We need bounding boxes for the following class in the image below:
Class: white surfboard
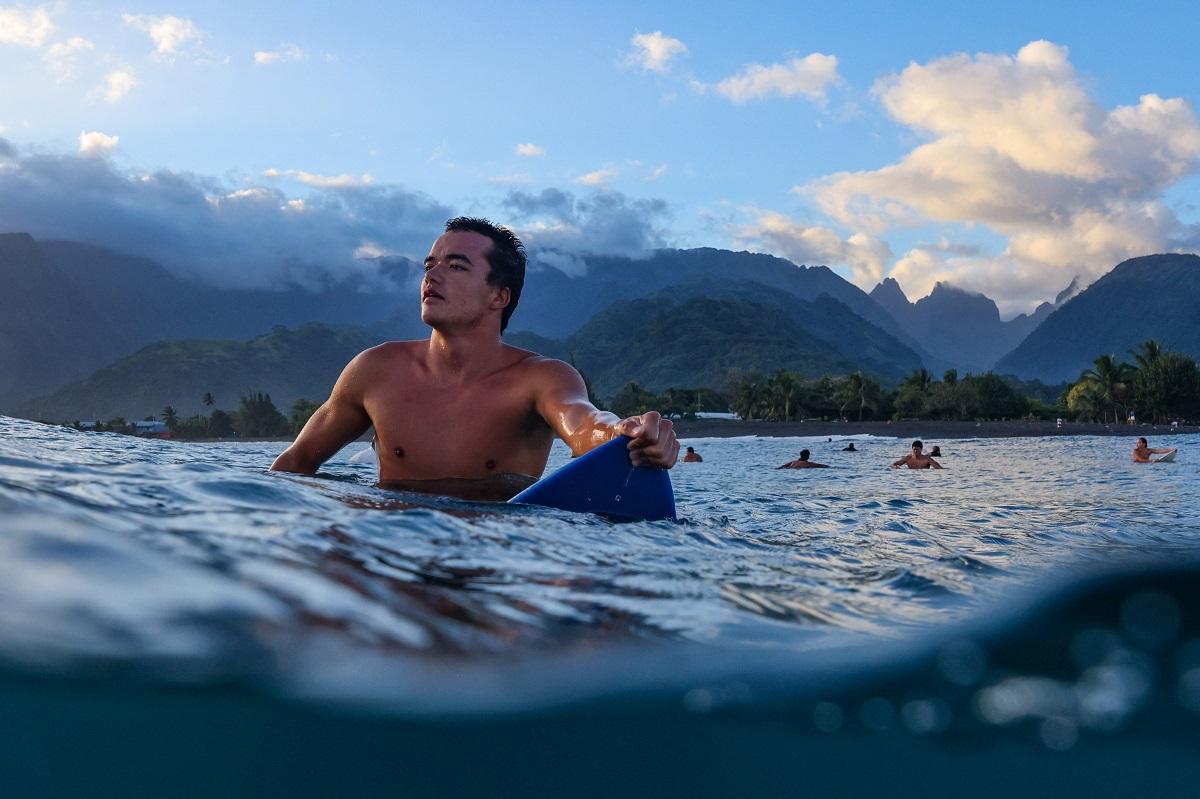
[1155,449,1178,463]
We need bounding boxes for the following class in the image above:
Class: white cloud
[644,163,668,182]
[264,168,373,189]
[77,130,118,156]
[732,210,892,287]
[710,53,840,104]
[625,30,687,73]
[486,173,533,185]
[576,166,618,187]
[121,13,202,56]
[798,40,1200,309]
[44,35,94,81]
[254,43,305,65]
[514,142,544,158]
[0,6,53,47]
[503,187,672,260]
[96,70,137,103]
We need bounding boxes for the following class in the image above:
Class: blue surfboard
[509,435,676,521]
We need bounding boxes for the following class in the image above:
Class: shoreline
[166,419,1200,445]
[671,419,1200,440]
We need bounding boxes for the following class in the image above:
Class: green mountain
[994,254,1200,382]
[511,292,866,400]
[21,324,378,423]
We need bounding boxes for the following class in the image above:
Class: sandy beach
[673,418,1200,440]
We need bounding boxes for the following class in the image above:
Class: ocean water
[1,414,1198,796]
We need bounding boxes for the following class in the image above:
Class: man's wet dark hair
[686,446,695,453]
[800,449,810,460]
[444,216,526,332]
[912,440,923,449]
[1137,437,1148,446]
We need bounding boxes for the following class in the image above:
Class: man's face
[420,231,507,331]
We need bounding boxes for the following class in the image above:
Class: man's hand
[614,411,679,469]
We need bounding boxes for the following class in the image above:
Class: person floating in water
[842,442,857,452]
[891,440,942,470]
[929,445,942,457]
[1132,437,1177,463]
[271,217,679,500]
[682,446,703,463]
[778,449,828,469]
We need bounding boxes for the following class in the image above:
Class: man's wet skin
[377,473,537,503]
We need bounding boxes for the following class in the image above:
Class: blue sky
[1,1,1199,315]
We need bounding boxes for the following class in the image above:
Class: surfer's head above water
[439,217,526,332]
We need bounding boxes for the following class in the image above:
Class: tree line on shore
[1064,340,1200,424]
[64,392,319,439]
[611,340,1199,424]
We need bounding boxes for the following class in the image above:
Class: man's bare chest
[363,373,551,479]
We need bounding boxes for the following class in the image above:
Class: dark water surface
[1,416,1198,796]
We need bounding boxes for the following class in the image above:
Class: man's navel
[393,446,405,459]
[485,458,497,471]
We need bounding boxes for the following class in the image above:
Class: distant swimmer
[929,445,942,457]
[842,442,857,452]
[682,446,703,463]
[891,440,942,470]
[778,449,829,469]
[1132,437,1177,463]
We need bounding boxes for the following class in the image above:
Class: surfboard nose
[509,435,677,521]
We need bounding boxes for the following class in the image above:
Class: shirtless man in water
[891,440,942,470]
[271,217,679,499]
[1132,437,1176,463]
[778,449,828,469]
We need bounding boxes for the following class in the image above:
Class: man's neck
[423,326,504,382]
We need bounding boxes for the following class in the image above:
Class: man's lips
[422,290,443,301]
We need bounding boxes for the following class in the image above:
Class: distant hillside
[995,254,1200,382]
[868,278,1074,373]
[514,285,900,399]
[0,234,413,412]
[519,247,928,357]
[625,280,922,382]
[21,324,378,422]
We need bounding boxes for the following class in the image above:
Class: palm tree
[161,405,179,429]
[203,392,215,408]
[1081,354,1133,424]
[902,368,933,393]
[1129,340,1164,372]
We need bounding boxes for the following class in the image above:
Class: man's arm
[270,351,373,474]
[533,359,679,468]
[928,458,943,469]
[891,456,906,468]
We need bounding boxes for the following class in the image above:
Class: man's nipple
[393,446,405,459]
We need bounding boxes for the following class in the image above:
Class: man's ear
[491,286,511,312]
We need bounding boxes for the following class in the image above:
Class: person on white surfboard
[1132,437,1178,463]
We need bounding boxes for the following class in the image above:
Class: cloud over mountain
[502,187,672,273]
[0,138,452,289]
[803,40,1200,311]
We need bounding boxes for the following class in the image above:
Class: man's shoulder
[503,348,579,378]
[357,339,423,365]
